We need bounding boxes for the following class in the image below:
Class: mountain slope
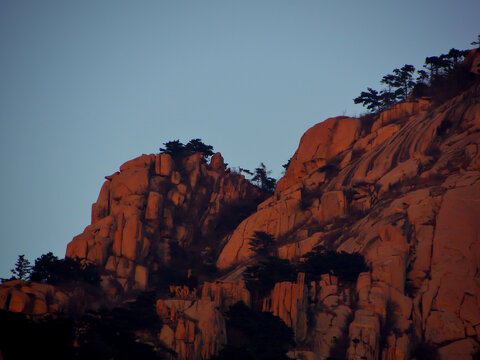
[1,50,480,360]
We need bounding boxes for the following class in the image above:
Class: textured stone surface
[0,280,70,315]
[201,280,251,310]
[156,299,226,360]
[66,151,263,293]
[19,64,479,360]
[262,273,308,342]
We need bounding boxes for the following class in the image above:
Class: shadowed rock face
[66,152,263,294]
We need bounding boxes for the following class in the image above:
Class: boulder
[201,280,251,310]
[319,190,346,222]
[425,311,465,344]
[262,273,308,342]
[157,154,175,177]
[145,191,163,221]
[91,181,111,223]
[276,116,361,192]
[8,289,30,313]
[209,153,225,171]
[119,154,154,172]
[437,338,480,360]
[121,215,143,261]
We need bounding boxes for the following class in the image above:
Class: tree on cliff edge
[10,255,32,280]
[251,163,276,193]
[159,138,214,161]
[353,88,382,112]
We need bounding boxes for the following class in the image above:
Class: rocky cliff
[2,50,480,360]
[214,72,480,358]
[66,151,263,295]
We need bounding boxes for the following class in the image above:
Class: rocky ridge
[66,151,263,295]
[1,50,480,360]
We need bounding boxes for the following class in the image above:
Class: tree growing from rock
[251,163,276,193]
[353,88,382,112]
[159,138,215,161]
[184,138,214,160]
[380,74,400,107]
[10,254,32,280]
[29,252,100,285]
[248,231,275,258]
[392,64,416,100]
[354,47,470,112]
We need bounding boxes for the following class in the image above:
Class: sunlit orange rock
[276,116,361,193]
[66,150,263,293]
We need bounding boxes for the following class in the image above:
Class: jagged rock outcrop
[66,152,263,293]
[156,298,227,360]
[216,65,480,359]
[0,280,102,316]
[262,273,309,343]
[201,280,251,310]
[0,280,61,315]
[3,49,479,360]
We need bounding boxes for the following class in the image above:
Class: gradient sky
[0,0,479,278]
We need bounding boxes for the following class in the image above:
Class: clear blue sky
[0,0,478,278]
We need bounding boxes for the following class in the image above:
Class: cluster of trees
[211,301,295,360]
[354,48,470,112]
[244,232,368,299]
[75,291,165,360]
[297,245,369,283]
[0,292,166,360]
[1,252,101,286]
[159,138,215,161]
[160,138,277,193]
[249,163,277,193]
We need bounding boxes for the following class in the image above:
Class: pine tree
[248,231,275,257]
[353,88,382,112]
[392,65,416,100]
[251,163,276,193]
[10,254,32,280]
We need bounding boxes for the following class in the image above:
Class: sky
[0,0,479,278]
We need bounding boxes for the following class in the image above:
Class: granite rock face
[66,152,263,294]
[216,79,480,359]
[3,51,480,360]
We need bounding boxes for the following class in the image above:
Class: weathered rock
[8,289,29,313]
[460,294,480,325]
[145,191,163,221]
[59,69,480,360]
[346,309,381,360]
[372,97,431,131]
[277,232,322,260]
[110,167,150,200]
[134,265,148,290]
[217,188,308,269]
[92,181,111,223]
[67,151,262,292]
[277,116,362,193]
[437,338,479,360]
[209,152,225,172]
[201,280,251,310]
[263,273,308,342]
[158,154,175,177]
[319,190,346,222]
[119,154,154,172]
[156,299,226,360]
[425,311,465,344]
